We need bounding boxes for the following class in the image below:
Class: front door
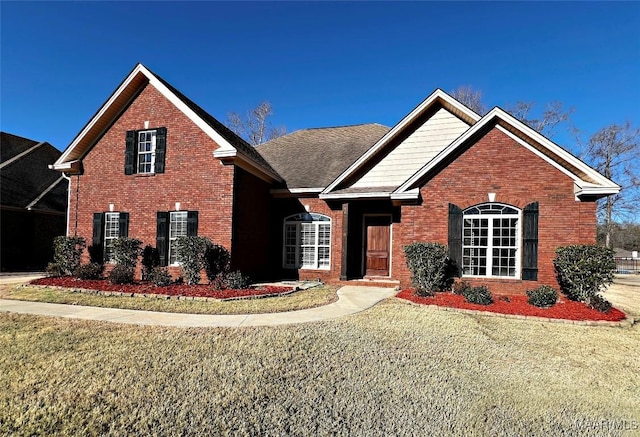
[364,215,391,277]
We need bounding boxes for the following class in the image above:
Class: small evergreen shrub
[109,265,135,284]
[52,236,86,276]
[205,244,231,283]
[149,266,172,287]
[554,245,616,308]
[141,245,160,281]
[226,271,251,290]
[403,242,452,296]
[590,294,612,313]
[75,263,103,280]
[452,280,471,295]
[175,236,212,285]
[526,285,558,308]
[462,285,493,305]
[112,238,142,271]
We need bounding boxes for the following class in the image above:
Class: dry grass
[606,281,640,319]
[1,299,639,436]
[0,284,337,315]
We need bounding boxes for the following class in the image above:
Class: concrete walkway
[0,286,397,328]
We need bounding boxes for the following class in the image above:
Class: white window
[283,213,331,270]
[169,211,188,265]
[462,204,520,278]
[104,212,120,263]
[137,130,156,174]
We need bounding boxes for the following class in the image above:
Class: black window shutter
[157,212,169,267]
[125,130,137,175]
[118,212,130,238]
[93,212,105,264]
[187,211,198,236]
[522,202,539,281]
[448,204,463,277]
[154,127,167,174]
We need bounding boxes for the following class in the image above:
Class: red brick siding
[392,127,598,294]
[68,83,235,279]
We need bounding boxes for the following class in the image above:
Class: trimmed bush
[175,236,213,285]
[75,263,103,280]
[590,294,612,313]
[526,285,558,308]
[226,271,251,290]
[109,265,135,285]
[45,262,63,277]
[52,236,86,276]
[112,238,142,271]
[149,266,172,287]
[462,285,493,305]
[452,280,471,296]
[403,242,452,296]
[205,244,231,283]
[554,245,616,308]
[141,245,160,281]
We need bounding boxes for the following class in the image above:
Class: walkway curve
[0,286,397,327]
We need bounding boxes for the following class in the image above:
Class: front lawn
[1,301,638,436]
[0,282,337,315]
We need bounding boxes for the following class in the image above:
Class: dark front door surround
[364,215,391,277]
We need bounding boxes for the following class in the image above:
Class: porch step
[333,278,400,289]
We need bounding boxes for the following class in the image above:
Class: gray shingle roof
[257,124,390,188]
[1,132,66,212]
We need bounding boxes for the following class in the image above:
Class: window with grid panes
[283,213,331,269]
[169,211,188,265]
[462,204,520,278]
[137,130,156,174]
[104,212,120,262]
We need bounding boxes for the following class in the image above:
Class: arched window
[283,213,331,270]
[462,203,520,278]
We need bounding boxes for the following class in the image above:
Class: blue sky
[2,1,638,154]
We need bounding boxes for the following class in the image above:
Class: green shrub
[109,265,135,284]
[204,244,231,283]
[112,238,142,270]
[175,236,212,285]
[526,285,558,308]
[590,294,612,313]
[149,266,172,287]
[141,245,160,281]
[462,285,493,305]
[75,263,103,280]
[403,242,452,296]
[554,245,616,308]
[226,271,251,290]
[52,236,86,276]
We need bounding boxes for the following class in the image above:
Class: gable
[351,107,469,188]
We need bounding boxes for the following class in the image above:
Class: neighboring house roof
[321,89,620,201]
[0,132,67,213]
[257,124,390,189]
[51,64,282,183]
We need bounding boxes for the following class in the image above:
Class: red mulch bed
[397,289,627,322]
[30,277,292,300]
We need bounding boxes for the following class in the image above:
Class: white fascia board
[319,191,391,200]
[390,188,420,201]
[271,187,324,195]
[212,149,237,159]
[322,89,481,195]
[50,159,81,172]
[55,64,148,167]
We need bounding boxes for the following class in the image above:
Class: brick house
[51,64,619,293]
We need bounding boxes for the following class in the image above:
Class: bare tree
[506,100,574,138]
[450,85,487,115]
[584,122,640,248]
[227,102,287,146]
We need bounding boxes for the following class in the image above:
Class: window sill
[284,267,331,271]
[134,173,156,177]
[462,275,521,281]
